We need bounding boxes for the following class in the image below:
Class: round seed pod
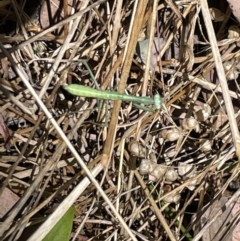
[149,165,167,182]
[178,162,199,190]
[161,128,181,141]
[194,104,211,121]
[200,140,212,152]
[149,152,157,163]
[228,25,240,39]
[178,162,196,178]
[128,140,146,157]
[209,8,225,22]
[224,61,239,80]
[187,178,199,191]
[163,192,181,204]
[139,159,151,175]
[165,147,177,158]
[182,117,198,130]
[165,168,179,182]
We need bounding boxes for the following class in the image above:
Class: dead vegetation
[0,0,240,240]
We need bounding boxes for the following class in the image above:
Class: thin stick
[200,0,240,161]
[110,0,123,55]
[142,0,158,96]
[102,0,144,169]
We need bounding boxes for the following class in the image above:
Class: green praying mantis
[63,59,163,112]
[64,84,162,111]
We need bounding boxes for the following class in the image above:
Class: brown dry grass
[0,0,240,240]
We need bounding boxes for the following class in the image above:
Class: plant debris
[0,0,240,240]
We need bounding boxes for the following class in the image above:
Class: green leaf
[43,206,75,241]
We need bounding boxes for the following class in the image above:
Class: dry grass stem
[0,0,240,240]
